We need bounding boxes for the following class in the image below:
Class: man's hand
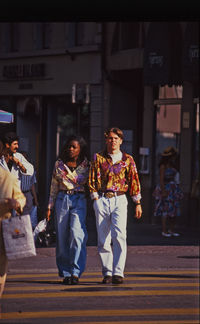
[11,156,27,173]
[135,204,142,219]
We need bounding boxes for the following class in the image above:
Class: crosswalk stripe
[7,270,199,278]
[1,308,199,320]
[4,282,199,291]
[62,321,200,324]
[6,277,198,283]
[2,289,198,299]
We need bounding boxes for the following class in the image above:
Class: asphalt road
[1,234,199,324]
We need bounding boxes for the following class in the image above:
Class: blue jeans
[54,191,88,278]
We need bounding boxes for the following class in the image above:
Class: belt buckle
[105,192,115,198]
[67,189,74,195]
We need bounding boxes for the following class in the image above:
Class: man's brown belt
[100,191,125,198]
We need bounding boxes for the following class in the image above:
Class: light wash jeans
[54,191,88,278]
[93,194,128,278]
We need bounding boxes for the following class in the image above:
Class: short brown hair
[104,127,124,140]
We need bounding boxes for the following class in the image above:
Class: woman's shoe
[71,275,79,285]
[162,232,172,237]
[168,231,180,237]
[63,277,72,285]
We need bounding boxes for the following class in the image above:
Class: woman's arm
[160,164,167,197]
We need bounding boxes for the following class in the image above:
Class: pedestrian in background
[0,140,26,297]
[88,127,142,285]
[153,146,184,237]
[20,151,39,229]
[0,132,34,183]
[46,135,89,285]
[0,132,35,222]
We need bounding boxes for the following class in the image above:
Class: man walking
[88,127,142,284]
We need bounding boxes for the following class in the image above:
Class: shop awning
[143,22,182,86]
[182,22,199,83]
[0,109,14,123]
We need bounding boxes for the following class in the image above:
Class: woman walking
[46,135,89,285]
[153,146,184,237]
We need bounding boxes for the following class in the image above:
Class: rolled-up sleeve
[127,157,142,201]
[88,155,99,197]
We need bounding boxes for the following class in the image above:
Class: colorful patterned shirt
[88,150,141,202]
[48,158,89,209]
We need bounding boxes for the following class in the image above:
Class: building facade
[0,21,199,226]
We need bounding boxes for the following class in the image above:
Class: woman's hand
[46,208,51,221]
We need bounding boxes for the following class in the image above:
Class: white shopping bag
[2,214,37,260]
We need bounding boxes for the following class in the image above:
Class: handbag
[2,214,37,260]
[33,218,56,247]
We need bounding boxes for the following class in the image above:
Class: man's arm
[14,152,34,175]
[88,156,100,201]
[127,156,142,219]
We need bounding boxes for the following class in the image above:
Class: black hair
[2,132,19,145]
[59,135,88,164]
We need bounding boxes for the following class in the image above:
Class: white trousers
[93,194,128,277]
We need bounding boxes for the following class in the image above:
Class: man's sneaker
[102,275,112,284]
[169,231,180,237]
[112,275,123,284]
[162,232,172,237]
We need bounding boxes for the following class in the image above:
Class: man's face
[106,132,122,153]
[6,140,19,154]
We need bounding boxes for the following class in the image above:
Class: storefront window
[56,96,90,156]
[154,85,182,184]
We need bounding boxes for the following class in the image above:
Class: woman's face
[67,140,81,160]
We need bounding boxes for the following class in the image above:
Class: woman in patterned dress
[46,135,89,285]
[153,146,184,237]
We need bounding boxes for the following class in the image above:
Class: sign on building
[72,84,90,104]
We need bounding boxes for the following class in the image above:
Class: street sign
[72,84,90,104]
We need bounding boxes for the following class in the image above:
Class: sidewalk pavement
[87,222,200,246]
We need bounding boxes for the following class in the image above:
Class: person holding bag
[0,140,26,297]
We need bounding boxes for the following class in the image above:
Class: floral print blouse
[48,158,89,209]
[88,150,141,202]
